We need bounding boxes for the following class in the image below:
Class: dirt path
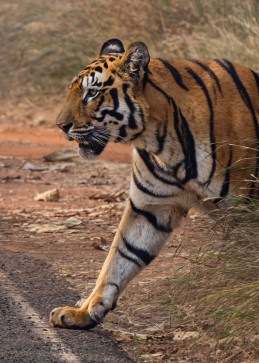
[0,149,213,362]
[0,148,134,361]
[0,130,221,361]
[0,249,131,362]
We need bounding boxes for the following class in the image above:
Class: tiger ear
[100,39,125,56]
[121,41,150,77]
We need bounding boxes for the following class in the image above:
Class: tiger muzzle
[56,122,73,134]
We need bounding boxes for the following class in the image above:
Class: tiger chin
[50,38,258,329]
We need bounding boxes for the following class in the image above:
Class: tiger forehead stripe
[95,66,103,73]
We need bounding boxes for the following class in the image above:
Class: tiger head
[56,39,150,158]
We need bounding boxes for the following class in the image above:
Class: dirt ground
[0,104,252,362]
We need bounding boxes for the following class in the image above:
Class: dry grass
[172,202,258,355]
[0,0,258,101]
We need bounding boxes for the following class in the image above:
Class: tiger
[50,38,259,329]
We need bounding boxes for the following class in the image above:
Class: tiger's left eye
[88,89,98,97]
[82,88,99,105]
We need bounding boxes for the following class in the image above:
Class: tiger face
[56,39,150,158]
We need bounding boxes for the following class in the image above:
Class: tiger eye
[88,89,98,97]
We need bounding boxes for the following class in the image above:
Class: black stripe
[130,198,172,233]
[155,120,167,154]
[215,59,259,137]
[93,88,123,122]
[213,145,233,203]
[214,59,259,196]
[129,107,146,141]
[93,111,123,122]
[186,67,216,185]
[109,88,119,110]
[133,169,173,198]
[129,128,146,141]
[115,124,127,142]
[251,70,259,95]
[94,66,103,73]
[92,79,102,87]
[107,282,120,293]
[94,95,105,112]
[117,248,141,267]
[178,109,197,181]
[122,83,138,129]
[170,99,197,183]
[220,145,233,197]
[103,76,114,87]
[122,236,155,265]
[187,59,222,95]
[137,149,183,188]
[158,59,189,91]
[78,77,83,89]
[147,78,198,184]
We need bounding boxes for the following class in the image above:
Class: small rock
[64,216,82,228]
[27,217,82,233]
[22,161,47,171]
[29,223,66,233]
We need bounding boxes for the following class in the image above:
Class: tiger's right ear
[120,41,150,81]
[100,39,125,56]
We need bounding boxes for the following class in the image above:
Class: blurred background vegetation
[0,0,258,101]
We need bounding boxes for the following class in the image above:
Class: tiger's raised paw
[50,306,97,330]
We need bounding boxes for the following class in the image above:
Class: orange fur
[51,39,258,330]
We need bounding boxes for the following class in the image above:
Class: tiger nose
[56,122,73,134]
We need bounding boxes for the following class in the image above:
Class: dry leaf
[21,161,70,173]
[173,330,199,341]
[34,188,60,202]
[29,224,66,233]
[28,216,82,233]
[89,190,126,202]
[91,237,109,251]
[44,147,78,161]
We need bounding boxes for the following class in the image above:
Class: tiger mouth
[78,138,108,158]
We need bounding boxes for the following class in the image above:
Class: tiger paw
[49,306,97,329]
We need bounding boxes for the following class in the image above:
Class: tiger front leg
[50,199,179,329]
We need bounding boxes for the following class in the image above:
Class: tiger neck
[131,58,183,166]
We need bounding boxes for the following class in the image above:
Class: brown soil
[0,128,132,161]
